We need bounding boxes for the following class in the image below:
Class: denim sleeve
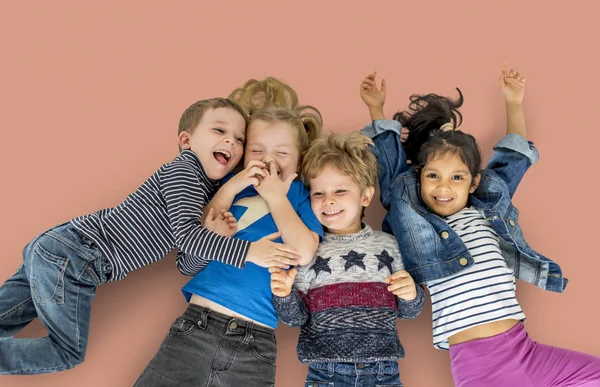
[361,120,408,210]
[486,134,539,198]
[272,289,309,327]
[396,284,426,319]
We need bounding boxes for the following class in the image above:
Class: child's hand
[360,72,386,109]
[269,267,297,297]
[500,64,526,104]
[226,160,267,195]
[255,161,296,204]
[385,270,417,301]
[203,208,237,237]
[246,231,302,269]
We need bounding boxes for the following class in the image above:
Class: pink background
[1,1,599,386]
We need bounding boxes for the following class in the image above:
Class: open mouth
[213,149,231,165]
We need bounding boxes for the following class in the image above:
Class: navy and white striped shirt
[70,150,250,281]
[426,207,526,350]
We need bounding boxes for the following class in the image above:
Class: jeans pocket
[251,335,277,365]
[167,316,197,336]
[30,243,69,305]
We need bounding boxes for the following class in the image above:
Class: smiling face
[420,152,480,217]
[309,163,374,235]
[178,107,246,180]
[244,119,300,182]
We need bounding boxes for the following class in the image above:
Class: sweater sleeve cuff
[272,289,308,327]
[397,284,426,319]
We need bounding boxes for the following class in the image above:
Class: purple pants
[449,322,600,387]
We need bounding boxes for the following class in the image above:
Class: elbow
[298,234,319,266]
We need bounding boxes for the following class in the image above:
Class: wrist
[505,100,523,107]
[368,106,386,120]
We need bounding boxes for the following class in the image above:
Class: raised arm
[359,72,410,209]
[500,64,527,139]
[486,65,539,197]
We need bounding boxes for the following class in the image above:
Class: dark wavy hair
[393,88,464,165]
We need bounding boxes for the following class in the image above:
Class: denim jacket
[362,120,567,293]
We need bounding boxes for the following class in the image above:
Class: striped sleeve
[160,158,251,275]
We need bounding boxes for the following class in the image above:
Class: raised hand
[500,64,526,104]
[360,71,386,109]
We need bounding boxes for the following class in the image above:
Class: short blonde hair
[301,132,377,191]
[249,106,322,158]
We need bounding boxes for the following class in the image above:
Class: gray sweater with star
[272,224,425,363]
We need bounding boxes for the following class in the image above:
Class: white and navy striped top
[70,150,250,281]
[426,206,526,350]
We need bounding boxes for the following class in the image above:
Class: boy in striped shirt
[0,97,301,375]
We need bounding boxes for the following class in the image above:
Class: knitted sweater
[272,224,425,363]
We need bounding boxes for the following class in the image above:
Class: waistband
[183,303,275,338]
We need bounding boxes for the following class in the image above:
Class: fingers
[269,268,297,282]
[246,160,266,169]
[269,160,278,176]
[380,78,386,94]
[245,166,267,180]
[386,277,413,292]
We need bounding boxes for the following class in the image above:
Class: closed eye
[213,128,224,134]
[311,192,324,197]
[335,189,347,194]
[236,137,245,144]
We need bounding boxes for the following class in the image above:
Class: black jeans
[134,304,277,387]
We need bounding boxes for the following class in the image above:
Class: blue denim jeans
[306,361,403,387]
[134,304,277,387]
[0,223,111,374]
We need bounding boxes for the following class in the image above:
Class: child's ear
[469,173,481,193]
[362,186,376,207]
[179,131,192,150]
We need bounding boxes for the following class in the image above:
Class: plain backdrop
[0,1,599,386]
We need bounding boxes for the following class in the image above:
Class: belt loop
[377,361,385,381]
[242,321,253,344]
[198,307,209,330]
[328,363,335,377]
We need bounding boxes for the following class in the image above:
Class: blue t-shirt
[181,178,323,328]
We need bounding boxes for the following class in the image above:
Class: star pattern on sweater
[310,256,332,278]
[342,250,366,271]
[376,249,394,274]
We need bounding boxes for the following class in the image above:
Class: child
[0,97,301,375]
[270,131,425,387]
[134,105,323,387]
[360,67,600,386]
